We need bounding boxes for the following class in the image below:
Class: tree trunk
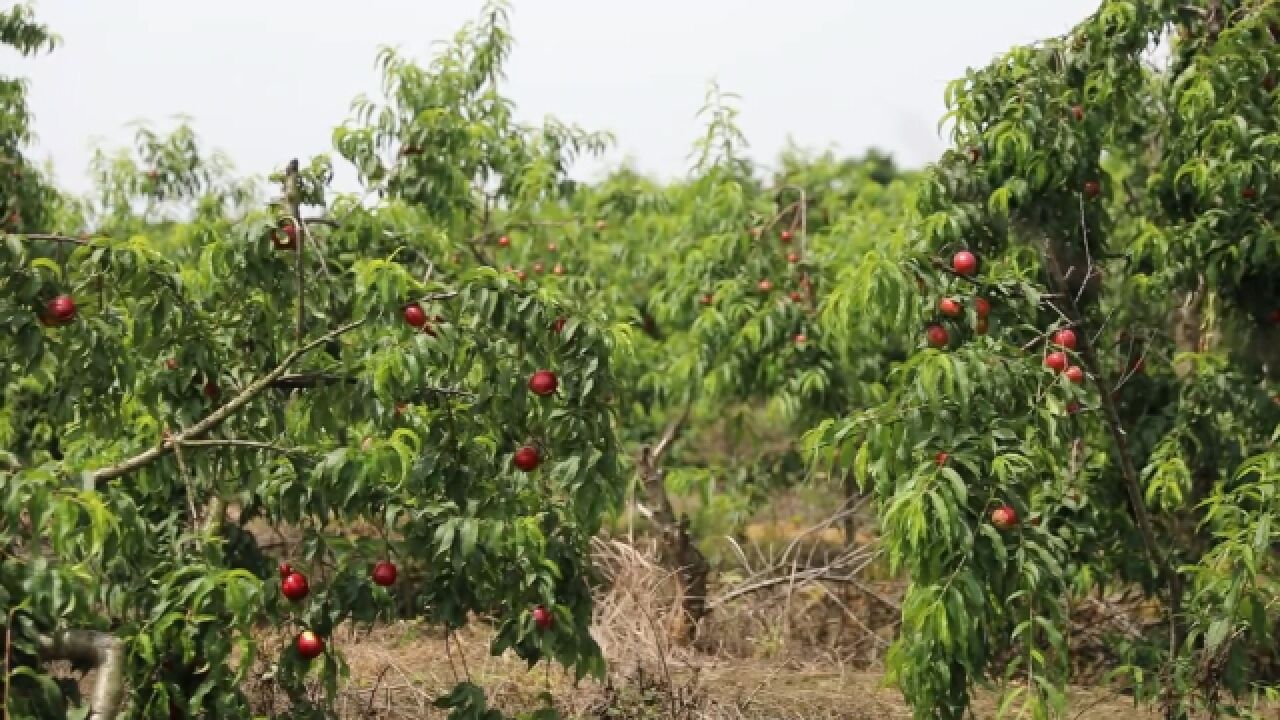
[636,408,710,644]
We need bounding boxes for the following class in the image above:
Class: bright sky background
[16,1,1102,196]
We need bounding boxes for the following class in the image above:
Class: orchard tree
[810,1,1280,718]
[2,3,623,718]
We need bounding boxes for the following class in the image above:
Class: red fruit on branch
[513,445,541,472]
[532,605,553,630]
[44,294,77,326]
[1053,328,1077,350]
[552,316,567,334]
[794,333,807,345]
[1070,104,1084,121]
[281,571,309,601]
[528,370,558,396]
[974,297,991,318]
[700,294,713,306]
[758,279,773,292]
[938,298,962,318]
[1083,180,1101,198]
[951,251,977,276]
[403,304,427,328]
[497,235,510,247]
[202,380,219,400]
[1045,351,1068,373]
[295,631,325,660]
[991,505,1018,531]
[789,291,803,302]
[926,324,949,348]
[935,451,948,466]
[1065,365,1084,384]
[1066,401,1082,415]
[371,561,398,587]
[787,252,799,263]
[780,230,793,243]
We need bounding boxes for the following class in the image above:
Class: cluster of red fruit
[1042,328,1085,386]
[402,302,446,337]
[277,560,398,660]
[492,222,605,279]
[927,250,1026,532]
[924,251,990,349]
[701,227,811,346]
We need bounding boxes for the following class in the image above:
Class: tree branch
[1037,233,1183,656]
[82,317,367,488]
[35,629,125,720]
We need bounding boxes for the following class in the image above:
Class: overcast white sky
[14,1,1101,195]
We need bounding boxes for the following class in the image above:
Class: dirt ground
[235,527,1168,720]
[248,616,1160,720]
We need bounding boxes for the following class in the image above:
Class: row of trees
[2,1,1278,719]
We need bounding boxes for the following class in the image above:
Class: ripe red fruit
[789,291,803,302]
[951,251,977,276]
[780,230,793,243]
[165,358,179,370]
[794,333,807,345]
[280,220,299,247]
[1083,180,1101,198]
[938,298,962,318]
[295,631,325,660]
[1070,104,1084,121]
[498,235,510,247]
[935,451,948,466]
[528,370,558,397]
[991,505,1019,531]
[758,279,773,292]
[1053,328,1077,350]
[371,561,397,587]
[700,294,713,306]
[281,571,309,601]
[403,304,427,328]
[1066,401,1082,415]
[787,252,799,263]
[46,294,77,325]
[1065,365,1084,384]
[926,324,949,348]
[278,562,293,578]
[513,445,541,472]
[974,297,991,318]
[552,316,567,334]
[532,605,553,630]
[967,146,981,163]
[203,381,219,400]
[1044,351,1068,373]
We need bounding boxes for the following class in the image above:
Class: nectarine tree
[810,2,1280,719]
[2,3,622,718]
